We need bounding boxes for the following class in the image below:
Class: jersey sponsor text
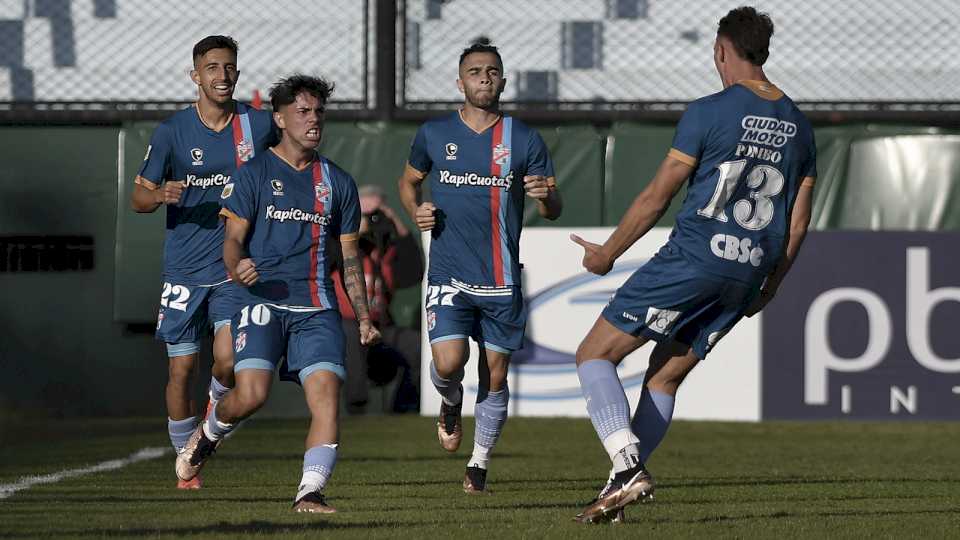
[438,169,514,189]
[740,115,798,148]
[265,204,331,226]
[185,173,231,189]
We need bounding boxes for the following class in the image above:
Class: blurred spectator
[331,185,424,413]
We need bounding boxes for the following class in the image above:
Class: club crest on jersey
[271,179,284,196]
[315,183,331,204]
[445,143,458,160]
[221,183,234,199]
[493,143,510,166]
[236,140,254,162]
[234,331,247,353]
[190,148,204,166]
[427,310,437,331]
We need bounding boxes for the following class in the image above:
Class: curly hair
[269,74,336,110]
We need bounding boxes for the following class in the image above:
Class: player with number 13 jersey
[570,7,816,523]
[665,79,815,286]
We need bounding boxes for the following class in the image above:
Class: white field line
[0,447,169,500]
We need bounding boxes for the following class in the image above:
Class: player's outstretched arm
[571,156,691,274]
[130,178,185,213]
[223,214,258,286]
[397,163,435,231]
[745,179,814,316]
[523,175,563,220]
[340,236,382,346]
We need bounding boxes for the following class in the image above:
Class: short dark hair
[717,6,775,66]
[458,42,503,68]
[192,35,238,63]
[269,74,335,111]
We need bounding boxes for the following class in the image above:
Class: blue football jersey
[136,102,277,285]
[409,112,555,288]
[666,81,816,286]
[220,150,360,309]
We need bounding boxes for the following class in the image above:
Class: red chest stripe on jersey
[230,115,244,168]
[309,160,325,307]
[230,111,255,168]
[489,119,505,287]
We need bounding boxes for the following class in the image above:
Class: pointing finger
[569,234,598,250]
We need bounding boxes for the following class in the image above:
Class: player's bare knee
[431,339,469,378]
[647,348,698,394]
[239,392,268,415]
[213,344,234,371]
[483,349,510,382]
[487,364,509,391]
[646,376,678,395]
[212,329,234,366]
[575,338,610,365]
[168,358,196,385]
[231,382,269,413]
[211,351,235,386]
[432,355,466,379]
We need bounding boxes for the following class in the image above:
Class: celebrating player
[570,7,816,522]
[130,35,276,489]
[175,74,379,514]
[398,42,563,493]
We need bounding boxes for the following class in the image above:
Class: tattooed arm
[339,236,381,346]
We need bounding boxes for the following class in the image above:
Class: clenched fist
[233,258,259,287]
[158,181,185,205]
[359,319,382,346]
[415,202,437,231]
[523,175,552,200]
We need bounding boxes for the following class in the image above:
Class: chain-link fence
[402,0,960,109]
[0,0,370,108]
[1,1,958,118]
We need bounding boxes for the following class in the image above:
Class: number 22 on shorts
[160,282,191,311]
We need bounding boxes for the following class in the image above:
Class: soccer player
[570,7,816,522]
[130,35,276,489]
[398,43,563,492]
[175,74,380,514]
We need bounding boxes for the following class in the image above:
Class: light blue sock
[632,388,675,462]
[297,444,338,500]
[168,416,198,453]
[203,403,235,441]
[469,385,509,469]
[578,359,642,473]
[208,377,231,402]
[429,361,464,406]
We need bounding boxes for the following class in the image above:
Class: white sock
[601,428,639,461]
[296,472,325,501]
[468,442,491,470]
[611,443,643,473]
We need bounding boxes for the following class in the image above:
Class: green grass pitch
[1,416,958,539]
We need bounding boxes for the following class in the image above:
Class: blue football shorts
[602,244,761,359]
[425,279,526,354]
[155,278,238,355]
[231,303,346,384]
